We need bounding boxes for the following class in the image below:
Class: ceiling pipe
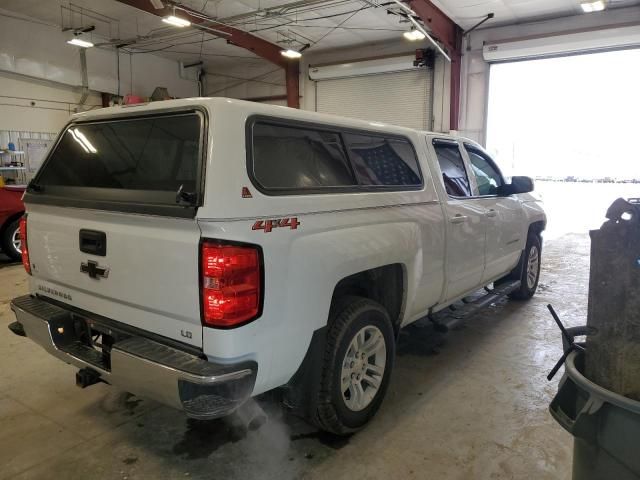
[114,0,300,108]
[78,48,90,109]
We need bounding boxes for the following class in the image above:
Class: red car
[0,185,25,260]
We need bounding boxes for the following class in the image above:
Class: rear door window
[251,122,356,190]
[34,112,203,207]
[343,133,421,186]
[432,140,472,197]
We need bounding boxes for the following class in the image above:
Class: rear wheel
[508,233,542,300]
[2,219,21,261]
[313,296,395,435]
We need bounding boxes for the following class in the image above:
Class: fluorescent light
[403,29,426,41]
[73,129,97,153]
[149,0,164,8]
[69,128,97,154]
[162,15,191,27]
[67,38,94,48]
[581,1,605,12]
[281,49,302,59]
[69,129,89,154]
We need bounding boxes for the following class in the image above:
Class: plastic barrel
[550,350,640,480]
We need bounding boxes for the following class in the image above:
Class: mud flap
[282,326,327,420]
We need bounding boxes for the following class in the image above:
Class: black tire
[1,218,22,261]
[313,296,395,435]
[508,233,542,300]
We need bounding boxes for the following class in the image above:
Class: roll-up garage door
[483,25,640,62]
[316,68,433,131]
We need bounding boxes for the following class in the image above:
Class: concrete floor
[0,233,589,480]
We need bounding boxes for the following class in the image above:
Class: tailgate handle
[79,229,107,256]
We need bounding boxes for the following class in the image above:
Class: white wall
[0,11,198,97]
[111,51,198,99]
[458,6,640,145]
[0,9,199,134]
[204,60,286,100]
[0,72,101,133]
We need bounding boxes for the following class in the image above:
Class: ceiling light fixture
[162,15,191,27]
[281,49,302,59]
[67,38,94,48]
[403,29,426,41]
[390,0,450,61]
[580,0,606,12]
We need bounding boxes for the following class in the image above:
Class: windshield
[34,111,203,209]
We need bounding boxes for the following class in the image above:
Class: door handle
[486,209,497,218]
[450,214,468,224]
[79,229,107,256]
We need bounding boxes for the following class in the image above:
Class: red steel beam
[449,48,462,131]
[285,61,300,109]
[115,0,300,108]
[406,0,463,130]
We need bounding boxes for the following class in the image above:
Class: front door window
[465,147,503,196]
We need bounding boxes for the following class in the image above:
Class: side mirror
[498,176,534,195]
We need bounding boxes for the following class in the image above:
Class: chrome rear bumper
[10,295,257,420]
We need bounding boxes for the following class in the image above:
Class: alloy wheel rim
[526,246,539,289]
[11,227,21,256]
[340,325,386,412]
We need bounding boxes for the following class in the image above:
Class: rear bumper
[10,295,257,420]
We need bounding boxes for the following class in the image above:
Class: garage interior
[1,1,639,479]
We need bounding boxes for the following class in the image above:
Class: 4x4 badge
[252,217,300,233]
[80,260,110,279]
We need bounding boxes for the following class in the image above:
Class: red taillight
[19,216,31,275]
[201,242,261,328]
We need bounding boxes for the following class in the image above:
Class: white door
[316,69,433,130]
[431,139,486,301]
[463,144,526,282]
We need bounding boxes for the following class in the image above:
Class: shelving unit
[0,150,27,184]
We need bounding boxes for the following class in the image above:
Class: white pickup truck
[9,98,545,434]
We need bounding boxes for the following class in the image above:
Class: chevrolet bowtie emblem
[80,260,109,279]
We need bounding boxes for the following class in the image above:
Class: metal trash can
[550,349,640,480]
[585,197,640,401]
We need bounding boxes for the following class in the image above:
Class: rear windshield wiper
[27,181,44,193]
[175,184,196,205]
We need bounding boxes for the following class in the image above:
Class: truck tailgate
[26,204,203,348]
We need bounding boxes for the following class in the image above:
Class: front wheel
[2,219,22,261]
[313,296,395,435]
[508,233,542,300]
